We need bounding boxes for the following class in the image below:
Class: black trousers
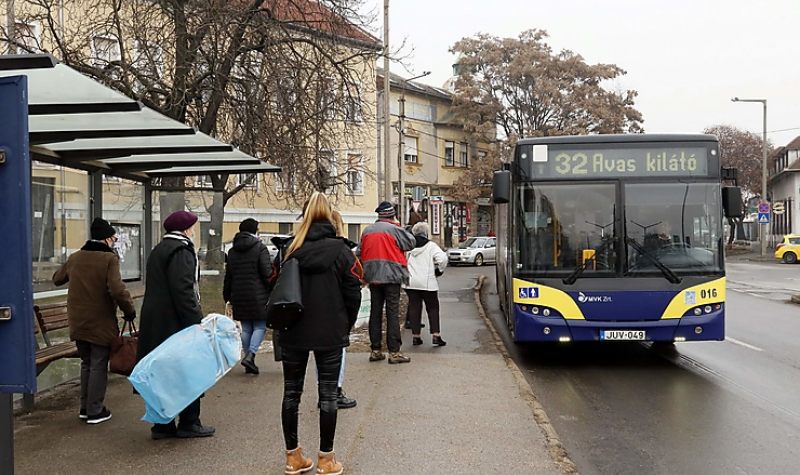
[76,341,110,416]
[152,398,201,433]
[281,348,342,452]
[369,284,402,353]
[406,289,441,335]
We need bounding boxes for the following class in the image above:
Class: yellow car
[774,234,800,264]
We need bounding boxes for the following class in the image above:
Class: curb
[472,275,579,475]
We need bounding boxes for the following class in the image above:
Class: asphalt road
[474,260,800,475]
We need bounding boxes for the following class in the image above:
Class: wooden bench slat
[35,342,78,366]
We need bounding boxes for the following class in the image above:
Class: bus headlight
[694,308,702,316]
[704,305,712,314]
[542,308,551,317]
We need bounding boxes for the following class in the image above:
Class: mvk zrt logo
[577,292,612,303]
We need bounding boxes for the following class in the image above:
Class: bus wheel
[474,254,484,266]
[784,252,797,264]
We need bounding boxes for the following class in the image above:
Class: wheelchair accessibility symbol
[519,287,539,299]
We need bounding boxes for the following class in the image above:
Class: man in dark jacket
[357,202,415,364]
[138,210,214,440]
[53,218,136,425]
[223,218,271,374]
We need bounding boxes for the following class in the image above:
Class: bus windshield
[516,183,618,275]
[625,182,722,275]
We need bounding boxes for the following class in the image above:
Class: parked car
[448,236,496,266]
[774,234,800,264]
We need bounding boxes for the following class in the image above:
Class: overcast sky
[363,0,800,147]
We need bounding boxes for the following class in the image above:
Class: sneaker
[79,409,87,420]
[369,350,385,362]
[176,422,216,438]
[412,337,423,346]
[85,407,112,425]
[336,388,357,409]
[388,352,411,364]
[432,335,447,347]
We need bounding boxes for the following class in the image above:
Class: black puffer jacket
[276,221,363,351]
[138,233,203,361]
[223,232,271,321]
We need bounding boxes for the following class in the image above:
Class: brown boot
[316,451,343,475]
[285,447,313,474]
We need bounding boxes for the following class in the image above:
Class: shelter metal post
[0,393,12,475]
[89,171,103,221]
[143,182,153,280]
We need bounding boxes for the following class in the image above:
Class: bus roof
[517,134,718,146]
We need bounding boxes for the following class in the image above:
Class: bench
[23,284,145,411]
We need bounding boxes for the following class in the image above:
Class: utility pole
[731,97,768,257]
[397,95,405,225]
[382,0,391,203]
[396,71,430,226]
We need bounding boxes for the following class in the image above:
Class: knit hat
[375,201,396,219]
[239,218,259,234]
[90,218,116,240]
[163,210,198,232]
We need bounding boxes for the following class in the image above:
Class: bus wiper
[563,237,617,285]
[624,237,682,284]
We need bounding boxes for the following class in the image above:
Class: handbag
[265,257,304,330]
[110,320,139,376]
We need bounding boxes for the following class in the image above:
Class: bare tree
[3,0,381,267]
[704,124,774,244]
[447,29,644,204]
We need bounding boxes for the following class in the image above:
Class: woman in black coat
[276,192,362,475]
[223,218,271,374]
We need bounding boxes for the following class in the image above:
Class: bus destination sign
[523,146,710,179]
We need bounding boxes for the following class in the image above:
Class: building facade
[377,70,494,249]
[769,136,800,237]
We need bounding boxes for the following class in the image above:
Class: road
[472,259,800,475]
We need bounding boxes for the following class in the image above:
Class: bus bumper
[513,307,725,342]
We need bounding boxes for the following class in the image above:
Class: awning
[0,54,279,182]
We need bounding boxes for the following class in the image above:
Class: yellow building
[378,70,494,248]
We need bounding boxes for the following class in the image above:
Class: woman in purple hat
[138,210,215,440]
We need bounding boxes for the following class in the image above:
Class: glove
[122,312,136,322]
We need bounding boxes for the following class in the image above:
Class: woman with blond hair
[276,192,362,475]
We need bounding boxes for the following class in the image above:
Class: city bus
[492,134,743,343]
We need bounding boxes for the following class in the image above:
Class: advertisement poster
[431,203,441,235]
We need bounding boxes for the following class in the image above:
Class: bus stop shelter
[0,54,279,473]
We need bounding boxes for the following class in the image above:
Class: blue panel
[566,290,677,321]
[0,75,36,394]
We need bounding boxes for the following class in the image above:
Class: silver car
[448,236,497,266]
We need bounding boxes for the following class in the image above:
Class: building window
[457,142,469,168]
[275,172,296,193]
[132,40,165,89]
[195,175,212,188]
[318,150,336,193]
[237,173,258,189]
[91,35,121,68]
[348,224,361,243]
[14,21,40,54]
[345,153,364,195]
[444,141,455,167]
[344,83,363,122]
[278,222,293,235]
[404,137,419,164]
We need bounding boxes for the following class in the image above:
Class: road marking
[726,337,764,352]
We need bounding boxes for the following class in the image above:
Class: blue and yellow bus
[492,134,742,343]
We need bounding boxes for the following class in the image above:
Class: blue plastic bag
[129,314,242,424]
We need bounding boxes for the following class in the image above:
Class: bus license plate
[601,330,645,341]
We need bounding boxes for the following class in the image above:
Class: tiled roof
[264,0,380,48]
[376,68,453,101]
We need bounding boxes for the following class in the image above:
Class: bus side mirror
[722,186,744,218]
[493,170,511,204]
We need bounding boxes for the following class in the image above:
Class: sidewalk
[12,277,562,474]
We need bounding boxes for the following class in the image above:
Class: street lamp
[731,97,768,258]
[396,70,430,226]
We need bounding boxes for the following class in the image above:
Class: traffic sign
[773,201,786,215]
[758,202,771,213]
[757,212,770,224]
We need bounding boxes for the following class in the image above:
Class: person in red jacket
[357,201,415,364]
